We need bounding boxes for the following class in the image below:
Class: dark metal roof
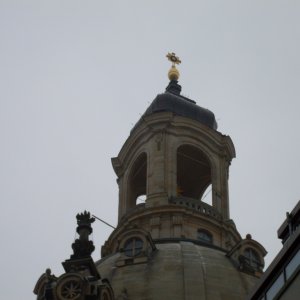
[131,81,217,133]
[144,92,217,130]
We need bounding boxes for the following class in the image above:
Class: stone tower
[34,54,267,300]
[98,54,267,299]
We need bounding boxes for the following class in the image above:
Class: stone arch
[171,133,229,218]
[176,144,213,200]
[243,247,262,270]
[201,184,213,205]
[126,152,148,210]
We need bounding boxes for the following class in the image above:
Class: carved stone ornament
[56,274,83,300]
[34,211,114,300]
[71,211,95,259]
[34,268,58,300]
[71,239,95,259]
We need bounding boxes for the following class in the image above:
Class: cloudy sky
[0,1,299,299]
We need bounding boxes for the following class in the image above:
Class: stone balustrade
[169,196,222,220]
[119,197,222,224]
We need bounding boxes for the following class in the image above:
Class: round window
[124,237,144,257]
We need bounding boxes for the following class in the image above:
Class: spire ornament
[166,52,181,81]
[71,211,95,259]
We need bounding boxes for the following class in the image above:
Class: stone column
[146,132,169,207]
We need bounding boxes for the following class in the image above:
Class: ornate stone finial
[76,210,95,237]
[71,211,95,259]
[166,52,181,81]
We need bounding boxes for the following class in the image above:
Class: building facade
[34,55,267,300]
[248,201,300,300]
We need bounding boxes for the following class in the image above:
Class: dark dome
[145,92,217,130]
[132,81,217,133]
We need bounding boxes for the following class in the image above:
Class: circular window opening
[57,275,83,300]
[124,237,144,257]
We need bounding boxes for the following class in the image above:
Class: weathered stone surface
[97,242,258,300]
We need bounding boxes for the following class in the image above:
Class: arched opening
[136,194,146,204]
[244,248,261,270]
[123,237,144,257]
[201,184,212,205]
[127,152,147,209]
[177,145,211,199]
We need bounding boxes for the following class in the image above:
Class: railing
[169,196,222,220]
[119,197,222,223]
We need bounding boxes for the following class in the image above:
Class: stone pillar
[166,135,179,198]
[211,155,230,220]
[146,132,168,207]
[150,216,161,239]
[172,215,183,237]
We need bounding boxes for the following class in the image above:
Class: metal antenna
[92,214,116,229]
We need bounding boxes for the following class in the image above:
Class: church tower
[34,54,267,300]
[98,54,267,299]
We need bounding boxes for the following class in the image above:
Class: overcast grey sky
[0,1,299,299]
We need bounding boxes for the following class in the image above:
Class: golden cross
[166,52,181,66]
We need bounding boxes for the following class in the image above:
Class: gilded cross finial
[166,52,181,66]
[166,52,181,81]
